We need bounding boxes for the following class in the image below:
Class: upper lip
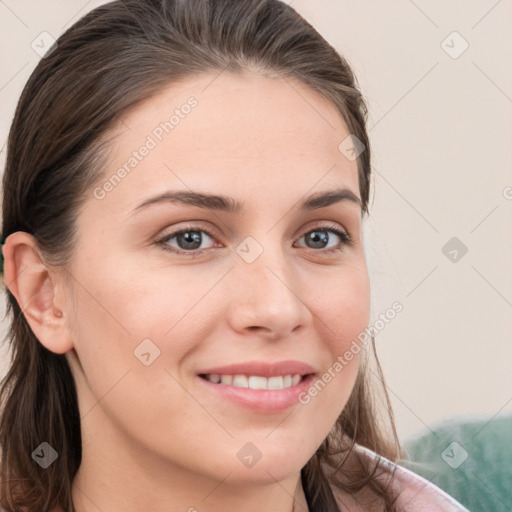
[198,360,316,378]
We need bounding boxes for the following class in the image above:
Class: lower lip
[197,374,316,413]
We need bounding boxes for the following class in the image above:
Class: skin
[3,70,370,512]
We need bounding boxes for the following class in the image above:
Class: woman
[0,1,469,510]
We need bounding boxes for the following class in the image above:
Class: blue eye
[156,227,217,256]
[295,225,352,253]
[156,223,352,257]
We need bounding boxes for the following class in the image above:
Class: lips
[198,360,316,378]
[196,360,317,413]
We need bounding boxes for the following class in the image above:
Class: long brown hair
[0,1,402,510]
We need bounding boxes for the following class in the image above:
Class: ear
[2,231,74,354]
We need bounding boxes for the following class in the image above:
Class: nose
[226,245,312,340]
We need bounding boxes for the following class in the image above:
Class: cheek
[70,253,201,344]
[67,263,205,447]
[320,262,371,348]
[67,258,221,397]
[303,263,369,417]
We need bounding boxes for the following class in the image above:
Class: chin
[220,461,303,486]
[222,443,315,484]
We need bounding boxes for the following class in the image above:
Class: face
[63,70,370,485]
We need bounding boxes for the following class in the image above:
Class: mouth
[196,361,317,413]
[198,373,307,390]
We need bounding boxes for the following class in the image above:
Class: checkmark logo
[31,31,58,58]
[442,236,468,263]
[31,442,58,468]
[237,442,262,468]
[338,134,365,162]
[441,31,469,59]
[134,338,161,366]
[441,441,468,469]
[236,236,263,264]
[34,448,45,458]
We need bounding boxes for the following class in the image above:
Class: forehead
[92,70,360,216]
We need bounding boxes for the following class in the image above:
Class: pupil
[179,231,201,250]
[308,230,328,249]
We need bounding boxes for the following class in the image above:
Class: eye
[295,223,352,254]
[156,226,218,256]
[155,222,352,257]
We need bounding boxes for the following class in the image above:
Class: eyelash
[155,223,353,258]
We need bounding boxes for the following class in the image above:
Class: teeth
[232,375,248,388]
[267,376,284,390]
[205,373,303,390]
[248,376,267,389]
[220,375,233,385]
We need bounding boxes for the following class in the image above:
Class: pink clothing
[326,444,470,511]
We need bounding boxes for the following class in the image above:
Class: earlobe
[2,231,74,354]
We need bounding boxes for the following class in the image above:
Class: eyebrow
[130,187,361,216]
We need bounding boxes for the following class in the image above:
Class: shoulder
[323,444,470,512]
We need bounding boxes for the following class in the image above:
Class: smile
[196,361,317,413]
[200,373,303,390]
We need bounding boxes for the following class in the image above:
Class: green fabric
[399,416,512,512]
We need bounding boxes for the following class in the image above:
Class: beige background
[1,1,511,443]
